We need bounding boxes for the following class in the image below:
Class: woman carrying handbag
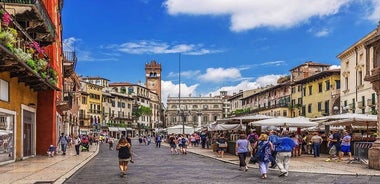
[235,134,250,171]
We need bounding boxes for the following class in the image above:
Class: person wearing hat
[311,132,323,157]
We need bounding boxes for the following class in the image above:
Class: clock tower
[145,60,162,101]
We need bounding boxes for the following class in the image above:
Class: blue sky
[62,0,380,103]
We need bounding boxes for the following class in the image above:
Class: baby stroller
[81,137,90,152]
[81,142,89,152]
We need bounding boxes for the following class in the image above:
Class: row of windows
[170,104,220,109]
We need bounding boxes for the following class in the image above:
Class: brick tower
[145,60,162,101]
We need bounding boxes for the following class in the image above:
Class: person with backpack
[253,133,274,179]
[155,134,162,148]
[116,137,132,177]
[168,134,178,154]
[247,130,258,155]
[57,133,69,155]
[181,135,188,154]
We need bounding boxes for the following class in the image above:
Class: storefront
[0,108,15,164]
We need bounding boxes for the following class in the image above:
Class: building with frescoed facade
[0,0,63,163]
[292,69,341,118]
[241,81,291,117]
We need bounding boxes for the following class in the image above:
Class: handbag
[249,153,259,164]
[329,145,336,155]
[218,142,227,148]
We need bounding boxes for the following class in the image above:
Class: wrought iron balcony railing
[63,51,77,78]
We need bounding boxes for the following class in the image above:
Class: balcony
[79,114,90,120]
[63,51,77,78]
[0,8,58,91]
[0,0,55,46]
[367,99,376,107]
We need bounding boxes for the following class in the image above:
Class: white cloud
[314,28,330,37]
[115,40,221,55]
[63,37,78,51]
[168,70,202,79]
[209,74,283,96]
[367,0,380,22]
[161,80,199,104]
[198,67,242,82]
[329,65,341,69]
[163,0,350,32]
[308,27,331,37]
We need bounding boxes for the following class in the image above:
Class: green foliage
[133,105,152,118]
[232,108,250,115]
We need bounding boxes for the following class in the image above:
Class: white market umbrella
[249,116,317,128]
[312,113,377,122]
[216,114,273,124]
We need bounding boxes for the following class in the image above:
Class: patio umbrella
[312,113,377,123]
[249,116,317,128]
[216,114,273,124]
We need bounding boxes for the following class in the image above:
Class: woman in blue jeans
[235,134,249,171]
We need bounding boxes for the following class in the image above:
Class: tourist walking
[155,134,162,148]
[338,130,352,161]
[274,136,296,177]
[116,137,132,177]
[325,130,341,162]
[254,134,273,179]
[181,135,188,154]
[235,134,249,171]
[74,135,81,155]
[311,132,322,157]
[268,130,279,168]
[216,134,227,158]
[108,137,114,150]
[168,134,178,154]
[57,133,68,155]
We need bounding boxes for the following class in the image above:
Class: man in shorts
[338,130,352,161]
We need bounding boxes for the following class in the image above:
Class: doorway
[23,110,35,157]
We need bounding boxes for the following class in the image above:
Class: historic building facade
[338,30,377,114]
[0,0,63,163]
[166,92,225,128]
[292,69,341,118]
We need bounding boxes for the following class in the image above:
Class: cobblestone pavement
[64,140,380,184]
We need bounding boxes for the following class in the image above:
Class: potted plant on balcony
[0,10,11,27]
[0,27,17,50]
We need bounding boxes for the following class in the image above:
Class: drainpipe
[355,47,358,109]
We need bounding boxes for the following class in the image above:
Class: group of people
[235,130,296,179]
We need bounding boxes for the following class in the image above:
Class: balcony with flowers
[0,8,59,91]
[0,0,55,46]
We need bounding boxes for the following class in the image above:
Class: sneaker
[336,160,341,162]
[245,166,248,172]
[279,172,287,177]
[325,159,331,162]
[120,172,124,177]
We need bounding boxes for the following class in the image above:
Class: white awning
[108,127,119,131]
[118,127,126,131]
[126,127,133,131]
